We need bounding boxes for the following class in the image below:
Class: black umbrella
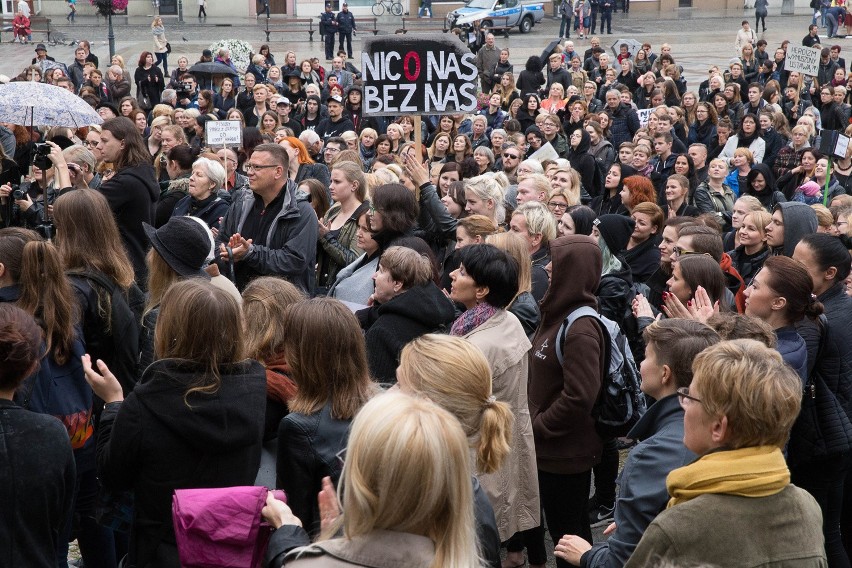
[540,39,563,65]
[187,62,238,90]
[188,62,239,76]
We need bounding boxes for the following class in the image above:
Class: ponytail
[18,241,76,365]
[475,397,513,474]
[804,294,825,319]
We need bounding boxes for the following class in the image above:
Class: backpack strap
[67,269,118,295]
[555,306,607,366]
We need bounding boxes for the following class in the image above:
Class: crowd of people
[2,9,852,568]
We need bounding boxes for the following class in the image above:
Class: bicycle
[372,0,403,16]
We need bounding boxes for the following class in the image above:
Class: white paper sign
[529,142,559,162]
[205,120,242,146]
[637,108,654,127]
[785,46,821,76]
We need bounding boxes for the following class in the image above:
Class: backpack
[68,270,143,394]
[555,306,647,438]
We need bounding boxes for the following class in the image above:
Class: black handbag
[166,42,171,53]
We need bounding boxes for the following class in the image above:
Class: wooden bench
[264,17,315,42]
[395,16,449,34]
[2,16,52,43]
[359,16,380,35]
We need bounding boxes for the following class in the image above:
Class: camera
[32,143,52,170]
[10,181,31,201]
[176,81,194,98]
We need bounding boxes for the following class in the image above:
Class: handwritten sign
[361,35,478,116]
[784,46,821,76]
[205,120,242,146]
[637,108,654,127]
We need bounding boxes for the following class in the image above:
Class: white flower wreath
[208,39,255,74]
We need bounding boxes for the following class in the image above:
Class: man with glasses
[500,144,522,183]
[321,136,347,167]
[217,143,318,292]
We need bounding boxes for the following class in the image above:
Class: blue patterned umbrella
[0,81,103,128]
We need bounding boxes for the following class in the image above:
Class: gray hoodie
[773,201,817,257]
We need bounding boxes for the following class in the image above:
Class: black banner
[361,35,478,116]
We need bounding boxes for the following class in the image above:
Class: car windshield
[465,0,494,8]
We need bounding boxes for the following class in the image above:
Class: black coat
[789,283,852,465]
[172,193,230,231]
[357,282,456,384]
[727,244,769,286]
[508,290,541,340]
[0,399,75,568]
[623,237,661,284]
[96,359,266,568]
[98,164,158,286]
[277,402,352,538]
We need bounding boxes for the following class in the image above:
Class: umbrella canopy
[610,38,643,59]
[0,81,102,127]
[188,62,239,77]
[540,39,563,65]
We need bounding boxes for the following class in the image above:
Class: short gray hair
[193,157,226,189]
[161,89,177,104]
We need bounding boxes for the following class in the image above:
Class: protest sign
[637,108,654,127]
[205,120,242,146]
[784,46,820,76]
[361,35,478,116]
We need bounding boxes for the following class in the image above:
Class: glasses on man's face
[677,387,701,405]
[325,146,341,154]
[243,163,278,173]
[547,201,568,211]
[503,153,519,159]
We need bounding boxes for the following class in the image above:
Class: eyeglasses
[677,387,701,404]
[547,201,569,211]
[503,153,520,159]
[672,247,712,259]
[517,168,533,175]
[325,146,341,154]
[243,163,278,173]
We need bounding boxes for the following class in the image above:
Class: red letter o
[403,51,420,81]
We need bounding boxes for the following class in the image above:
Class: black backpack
[556,306,647,438]
[68,270,143,394]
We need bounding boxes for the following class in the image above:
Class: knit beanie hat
[594,214,635,254]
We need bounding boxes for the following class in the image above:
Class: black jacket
[623,237,661,284]
[98,164,158,286]
[96,359,266,568]
[508,290,541,340]
[597,262,633,330]
[217,182,318,292]
[0,399,75,568]
[568,130,600,198]
[172,193,230,230]
[277,402,352,538]
[357,283,456,384]
[789,283,852,465]
[727,244,769,286]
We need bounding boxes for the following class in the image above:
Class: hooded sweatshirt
[742,163,785,211]
[97,359,266,568]
[773,201,818,257]
[529,236,607,474]
[568,129,600,198]
[358,283,456,384]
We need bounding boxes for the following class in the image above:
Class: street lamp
[89,0,128,58]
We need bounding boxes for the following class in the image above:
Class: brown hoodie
[529,235,607,474]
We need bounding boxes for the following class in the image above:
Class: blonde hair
[397,334,513,474]
[486,231,533,296]
[740,210,772,241]
[732,147,754,164]
[514,201,557,245]
[811,204,834,231]
[735,194,764,213]
[365,168,400,200]
[465,175,506,224]
[691,339,802,449]
[548,167,581,205]
[335,392,482,568]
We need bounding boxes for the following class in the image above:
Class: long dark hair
[101,117,151,171]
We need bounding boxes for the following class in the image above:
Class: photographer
[63,145,101,190]
[0,141,72,230]
[176,73,200,109]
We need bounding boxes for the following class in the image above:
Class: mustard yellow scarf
[666,446,790,509]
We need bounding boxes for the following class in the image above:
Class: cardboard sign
[361,35,478,116]
[205,120,242,146]
[784,46,821,76]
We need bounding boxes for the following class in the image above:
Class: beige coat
[285,530,435,567]
[463,310,540,541]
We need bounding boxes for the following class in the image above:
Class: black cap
[96,101,120,116]
[143,217,212,278]
[594,214,635,254]
[202,49,213,58]
[34,43,47,52]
